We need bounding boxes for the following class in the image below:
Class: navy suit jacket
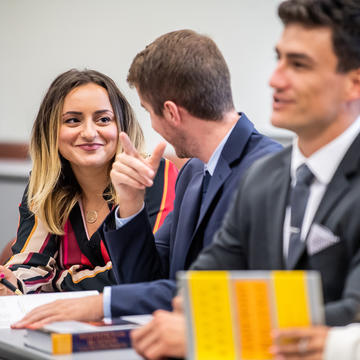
[103,113,282,316]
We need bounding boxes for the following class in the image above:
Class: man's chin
[270,114,291,130]
[175,149,191,159]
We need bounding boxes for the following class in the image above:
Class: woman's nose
[80,120,97,140]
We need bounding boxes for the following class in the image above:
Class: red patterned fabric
[6,158,177,294]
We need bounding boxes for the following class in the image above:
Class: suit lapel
[171,166,204,272]
[307,133,360,228]
[311,174,349,226]
[194,114,255,243]
[268,149,291,269]
[290,132,360,268]
[288,173,349,269]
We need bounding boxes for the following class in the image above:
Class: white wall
[0,0,291,152]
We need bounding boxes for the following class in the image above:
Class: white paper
[121,314,153,325]
[39,320,140,333]
[0,290,98,328]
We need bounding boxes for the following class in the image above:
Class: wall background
[0,0,292,152]
[0,0,293,252]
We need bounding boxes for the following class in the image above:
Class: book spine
[52,329,132,354]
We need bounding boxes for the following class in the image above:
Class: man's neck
[193,110,239,163]
[298,115,357,157]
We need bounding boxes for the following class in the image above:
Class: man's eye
[292,61,306,69]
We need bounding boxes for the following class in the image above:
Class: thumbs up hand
[110,132,166,218]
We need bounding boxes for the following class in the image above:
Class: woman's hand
[0,265,18,296]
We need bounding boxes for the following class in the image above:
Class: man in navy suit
[102,30,281,317]
[12,30,281,327]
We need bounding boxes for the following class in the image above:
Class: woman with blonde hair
[0,69,177,295]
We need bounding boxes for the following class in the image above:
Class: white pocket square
[307,223,340,256]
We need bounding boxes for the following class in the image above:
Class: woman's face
[58,83,118,172]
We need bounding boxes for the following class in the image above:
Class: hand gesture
[111,132,166,218]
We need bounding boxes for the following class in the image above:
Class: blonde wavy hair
[28,69,145,235]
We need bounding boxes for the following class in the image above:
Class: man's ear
[346,68,360,101]
[163,101,182,126]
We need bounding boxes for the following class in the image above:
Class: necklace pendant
[86,210,98,224]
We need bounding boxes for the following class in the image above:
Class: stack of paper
[0,290,98,328]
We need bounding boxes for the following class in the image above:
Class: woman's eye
[64,118,80,124]
[98,117,111,124]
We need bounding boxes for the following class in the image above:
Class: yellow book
[179,270,324,360]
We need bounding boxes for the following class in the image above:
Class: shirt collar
[204,121,237,176]
[291,115,360,185]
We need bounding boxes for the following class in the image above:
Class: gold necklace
[85,210,98,224]
[83,199,107,224]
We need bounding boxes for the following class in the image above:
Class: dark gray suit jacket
[192,134,360,326]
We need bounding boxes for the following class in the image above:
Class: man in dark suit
[102,30,281,316]
[12,30,280,328]
[192,0,360,326]
[105,112,278,316]
[131,0,360,359]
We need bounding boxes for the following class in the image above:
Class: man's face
[137,90,191,158]
[269,24,350,138]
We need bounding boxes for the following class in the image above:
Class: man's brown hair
[127,29,234,120]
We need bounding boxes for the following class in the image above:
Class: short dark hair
[278,0,360,72]
[127,29,234,120]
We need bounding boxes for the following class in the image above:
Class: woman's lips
[77,143,103,151]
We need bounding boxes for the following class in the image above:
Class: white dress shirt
[324,324,360,360]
